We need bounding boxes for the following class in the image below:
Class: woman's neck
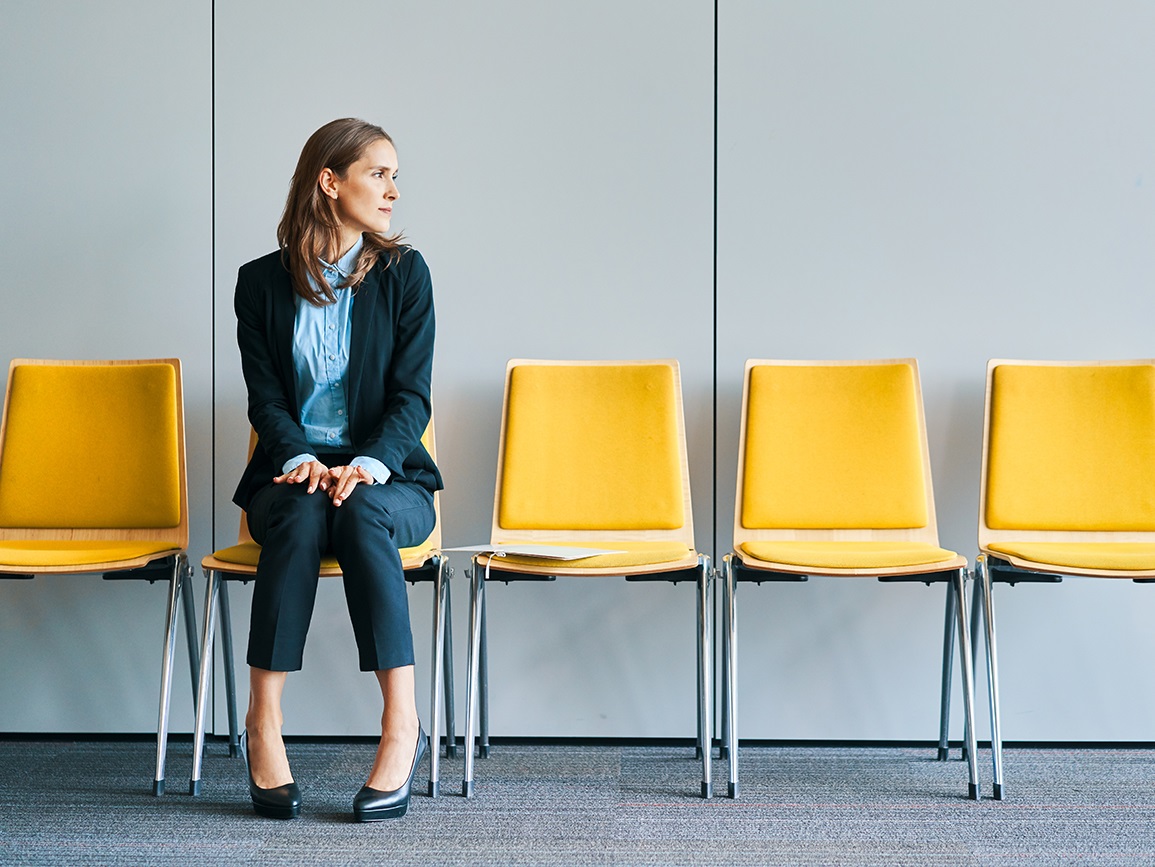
[327,231,363,264]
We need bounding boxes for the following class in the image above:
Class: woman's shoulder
[370,244,430,289]
[239,249,290,280]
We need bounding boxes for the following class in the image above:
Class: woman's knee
[332,484,434,549]
[250,484,330,547]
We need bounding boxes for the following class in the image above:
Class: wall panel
[717,0,1155,740]
[3,0,1153,745]
[212,0,714,738]
[0,0,211,732]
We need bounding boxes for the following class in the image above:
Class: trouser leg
[330,481,436,672]
[245,483,328,671]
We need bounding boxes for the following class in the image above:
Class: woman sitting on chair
[232,117,442,822]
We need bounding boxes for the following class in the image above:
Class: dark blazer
[233,246,443,511]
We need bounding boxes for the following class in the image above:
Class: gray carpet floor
[3,739,1155,865]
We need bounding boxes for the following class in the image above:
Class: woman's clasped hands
[273,460,374,506]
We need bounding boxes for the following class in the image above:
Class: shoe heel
[352,727,427,822]
[243,729,301,820]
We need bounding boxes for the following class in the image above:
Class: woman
[232,118,442,822]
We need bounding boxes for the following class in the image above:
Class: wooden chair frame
[189,422,455,798]
[967,358,1155,800]
[0,358,197,795]
[722,358,980,800]
[462,359,713,798]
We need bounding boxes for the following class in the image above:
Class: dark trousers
[245,474,436,672]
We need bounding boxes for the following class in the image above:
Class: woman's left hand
[326,465,375,506]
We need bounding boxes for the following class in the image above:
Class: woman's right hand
[272,460,331,494]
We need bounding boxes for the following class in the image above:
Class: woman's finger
[330,465,369,506]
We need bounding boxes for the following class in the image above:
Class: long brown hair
[276,118,405,305]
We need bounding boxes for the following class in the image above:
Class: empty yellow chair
[722,359,980,799]
[189,421,455,797]
[972,359,1155,799]
[462,359,713,798]
[0,358,196,795]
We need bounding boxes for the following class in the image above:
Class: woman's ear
[318,167,339,199]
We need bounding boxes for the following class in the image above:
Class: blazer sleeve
[234,257,313,472]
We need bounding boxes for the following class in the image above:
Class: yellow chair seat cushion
[491,540,694,570]
[738,541,958,570]
[0,540,178,569]
[498,364,685,531]
[742,363,928,530]
[209,541,435,570]
[988,542,1155,572]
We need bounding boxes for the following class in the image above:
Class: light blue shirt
[282,235,389,484]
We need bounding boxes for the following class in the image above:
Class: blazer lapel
[272,271,298,409]
[347,267,380,416]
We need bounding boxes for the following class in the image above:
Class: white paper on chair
[444,544,625,560]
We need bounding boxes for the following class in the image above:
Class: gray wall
[1,1,1153,744]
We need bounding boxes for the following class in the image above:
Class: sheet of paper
[443,544,626,560]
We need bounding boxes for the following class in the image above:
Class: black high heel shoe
[352,727,428,822]
[240,730,301,820]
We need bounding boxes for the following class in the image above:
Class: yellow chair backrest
[0,359,186,538]
[982,360,1155,535]
[493,360,692,541]
[734,359,942,546]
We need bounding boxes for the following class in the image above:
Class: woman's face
[325,138,400,238]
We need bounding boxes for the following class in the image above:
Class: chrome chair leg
[952,567,980,800]
[963,565,983,765]
[969,564,983,703]
[429,556,447,797]
[697,555,713,799]
[724,555,738,799]
[442,571,457,759]
[463,561,485,797]
[218,581,239,757]
[937,577,957,761]
[153,554,186,796]
[976,555,1004,799]
[719,560,730,763]
[695,572,705,763]
[190,569,221,795]
[180,559,200,702]
[479,585,490,759]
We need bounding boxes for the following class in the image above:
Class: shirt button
[329,354,336,360]
[337,410,344,416]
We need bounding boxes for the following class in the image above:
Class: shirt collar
[320,235,365,285]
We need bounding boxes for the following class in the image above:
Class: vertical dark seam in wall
[209,0,216,729]
[712,0,719,568]
[210,0,217,556]
[711,0,720,739]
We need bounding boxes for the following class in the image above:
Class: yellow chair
[189,422,455,797]
[721,359,980,799]
[461,359,713,798]
[0,358,196,795]
[971,359,1155,800]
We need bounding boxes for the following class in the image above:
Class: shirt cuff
[282,454,318,475]
[350,456,391,485]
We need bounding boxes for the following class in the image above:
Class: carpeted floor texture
[3,739,1155,865]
